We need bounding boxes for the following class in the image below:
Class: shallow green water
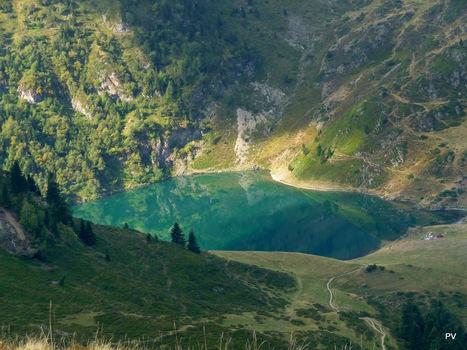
[73,171,458,259]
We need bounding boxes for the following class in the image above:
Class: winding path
[362,317,386,350]
[326,268,361,312]
[326,276,339,312]
[326,268,387,350]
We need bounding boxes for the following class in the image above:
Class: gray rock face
[101,15,130,33]
[153,126,203,167]
[72,98,93,119]
[98,73,133,102]
[17,85,43,104]
[0,210,30,255]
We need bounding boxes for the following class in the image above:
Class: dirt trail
[327,269,387,349]
[2,209,26,240]
[362,317,386,350]
[326,268,361,312]
[326,276,339,312]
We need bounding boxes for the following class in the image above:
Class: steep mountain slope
[0,224,297,348]
[0,0,466,206]
[0,169,297,348]
[0,166,297,348]
[257,0,467,209]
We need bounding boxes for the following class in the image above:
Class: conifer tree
[1,182,11,208]
[187,229,201,254]
[86,221,96,243]
[170,222,186,246]
[27,174,41,195]
[400,301,424,350]
[78,219,96,246]
[421,301,465,350]
[79,218,85,239]
[50,218,58,237]
[46,173,61,205]
[46,174,72,225]
[10,161,28,194]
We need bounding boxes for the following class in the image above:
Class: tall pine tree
[0,182,11,208]
[422,301,465,350]
[27,174,41,195]
[400,301,424,350]
[187,229,201,254]
[170,222,186,246]
[10,161,28,194]
[86,221,96,245]
[78,219,96,246]
[46,173,72,225]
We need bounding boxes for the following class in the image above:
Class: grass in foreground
[0,333,321,350]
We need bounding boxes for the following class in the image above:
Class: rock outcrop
[17,85,43,104]
[0,209,30,255]
[98,73,133,102]
[153,126,203,167]
[72,98,93,119]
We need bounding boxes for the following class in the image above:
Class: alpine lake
[73,171,460,260]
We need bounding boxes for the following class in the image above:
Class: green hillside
[0,227,298,348]
[214,223,467,349]
[1,1,466,347]
[0,1,465,206]
[0,168,299,348]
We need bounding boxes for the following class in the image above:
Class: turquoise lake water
[73,171,458,259]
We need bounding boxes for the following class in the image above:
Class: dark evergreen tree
[50,218,59,237]
[170,222,186,246]
[86,221,96,245]
[46,173,61,205]
[46,208,58,236]
[400,301,424,350]
[0,182,11,208]
[10,161,28,194]
[316,144,323,157]
[123,222,129,229]
[421,301,465,350]
[187,229,201,254]
[78,219,96,246]
[79,218,85,238]
[46,174,72,225]
[27,175,41,195]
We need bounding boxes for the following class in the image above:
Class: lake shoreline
[73,168,467,219]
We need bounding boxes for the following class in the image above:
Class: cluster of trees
[0,161,205,254]
[399,300,465,350]
[1,161,71,239]
[365,264,385,272]
[316,144,334,163]
[0,160,96,251]
[78,218,96,246]
[170,222,201,254]
[0,0,256,201]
